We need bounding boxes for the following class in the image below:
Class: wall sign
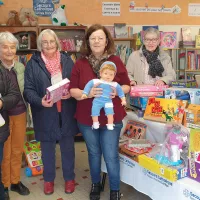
[102,2,120,16]
[188,3,200,16]
[33,0,55,17]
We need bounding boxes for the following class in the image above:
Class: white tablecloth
[101,154,200,200]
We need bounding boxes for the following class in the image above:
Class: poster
[188,3,200,16]
[102,2,120,16]
[33,0,54,17]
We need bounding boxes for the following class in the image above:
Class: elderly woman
[0,61,20,200]
[23,29,78,195]
[70,24,130,200]
[0,32,30,200]
[126,27,176,86]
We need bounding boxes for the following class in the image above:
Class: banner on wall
[129,1,181,14]
[33,0,55,17]
[102,2,120,16]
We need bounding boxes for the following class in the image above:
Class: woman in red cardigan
[70,24,130,200]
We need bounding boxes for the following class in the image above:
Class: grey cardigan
[126,47,176,85]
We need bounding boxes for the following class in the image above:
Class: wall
[1,0,200,25]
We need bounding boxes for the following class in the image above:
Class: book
[143,97,187,124]
[142,26,159,31]
[104,26,115,38]
[181,27,192,42]
[160,32,177,48]
[114,23,128,38]
[46,78,70,103]
[195,35,200,48]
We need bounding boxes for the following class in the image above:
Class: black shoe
[4,188,10,200]
[90,182,101,200]
[10,182,30,195]
[110,190,121,200]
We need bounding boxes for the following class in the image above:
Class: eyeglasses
[89,37,106,43]
[42,40,56,47]
[144,38,159,43]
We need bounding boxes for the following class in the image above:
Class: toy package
[129,96,149,110]
[24,140,43,177]
[171,80,197,88]
[143,97,187,124]
[188,128,200,183]
[155,123,189,167]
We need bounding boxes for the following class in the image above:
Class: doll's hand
[88,83,103,98]
[130,80,137,86]
[42,95,53,107]
[81,94,88,99]
[155,80,165,86]
[110,86,117,98]
[61,92,71,100]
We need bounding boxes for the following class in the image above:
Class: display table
[101,154,200,200]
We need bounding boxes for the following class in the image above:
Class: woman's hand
[42,95,53,107]
[130,80,137,86]
[61,92,71,100]
[110,86,117,99]
[88,83,103,98]
[155,80,165,86]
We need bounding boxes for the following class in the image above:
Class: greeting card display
[143,97,187,123]
[160,32,177,48]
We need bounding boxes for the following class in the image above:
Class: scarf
[88,53,110,78]
[142,45,164,78]
[41,50,61,77]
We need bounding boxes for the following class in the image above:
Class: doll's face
[100,68,115,82]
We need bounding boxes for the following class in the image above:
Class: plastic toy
[24,140,43,177]
[51,5,68,26]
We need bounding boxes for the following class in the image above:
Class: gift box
[138,154,187,182]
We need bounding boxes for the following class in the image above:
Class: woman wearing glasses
[70,24,130,200]
[24,29,78,195]
[126,27,176,86]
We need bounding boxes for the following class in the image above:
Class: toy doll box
[188,128,200,183]
[143,97,187,124]
[129,97,149,110]
[165,87,200,104]
[138,154,187,182]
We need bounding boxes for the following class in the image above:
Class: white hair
[0,32,18,47]
[144,27,160,39]
[37,29,61,52]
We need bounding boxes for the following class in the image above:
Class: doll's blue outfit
[83,79,125,116]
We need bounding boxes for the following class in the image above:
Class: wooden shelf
[113,38,136,41]
[185,70,200,72]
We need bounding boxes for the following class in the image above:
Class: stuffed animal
[19,8,38,26]
[75,39,83,52]
[6,10,22,26]
[51,5,68,26]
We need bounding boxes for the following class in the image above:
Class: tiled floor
[9,141,152,200]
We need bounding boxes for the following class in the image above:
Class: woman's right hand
[88,83,103,98]
[41,95,53,107]
[130,80,137,86]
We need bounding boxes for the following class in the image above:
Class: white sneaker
[92,122,100,129]
[106,124,114,130]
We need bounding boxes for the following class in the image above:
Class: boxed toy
[165,87,200,104]
[143,97,187,124]
[188,128,200,183]
[138,154,187,182]
[129,96,149,110]
[171,80,197,88]
[185,104,200,128]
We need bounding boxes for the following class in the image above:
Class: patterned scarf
[41,51,61,77]
[142,45,164,78]
[88,53,110,78]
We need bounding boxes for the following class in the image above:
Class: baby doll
[82,61,126,130]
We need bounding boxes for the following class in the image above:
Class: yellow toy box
[138,154,187,182]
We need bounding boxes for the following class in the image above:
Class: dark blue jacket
[23,51,79,142]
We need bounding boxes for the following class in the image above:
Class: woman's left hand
[110,86,117,98]
[155,80,165,86]
[61,92,71,100]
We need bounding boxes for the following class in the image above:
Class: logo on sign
[183,189,200,200]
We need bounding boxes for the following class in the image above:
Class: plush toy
[6,10,22,26]
[51,5,68,26]
[81,61,126,130]
[75,39,83,52]
[19,8,38,26]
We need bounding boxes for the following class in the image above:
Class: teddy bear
[19,8,38,26]
[6,10,22,26]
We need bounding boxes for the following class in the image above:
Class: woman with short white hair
[0,32,30,200]
[24,29,78,195]
[126,27,176,86]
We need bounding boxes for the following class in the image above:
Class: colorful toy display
[24,140,43,177]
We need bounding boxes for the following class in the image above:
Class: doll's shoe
[92,122,100,129]
[106,124,114,130]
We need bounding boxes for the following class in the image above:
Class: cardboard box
[138,154,187,182]
[185,104,200,128]
[171,80,197,88]
[129,97,149,110]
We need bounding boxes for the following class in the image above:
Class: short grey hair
[0,32,18,47]
[37,29,61,52]
[144,27,160,39]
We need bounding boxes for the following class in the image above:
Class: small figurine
[81,61,126,130]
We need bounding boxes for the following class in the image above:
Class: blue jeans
[78,122,123,190]
[0,142,4,200]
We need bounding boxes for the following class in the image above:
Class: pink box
[130,91,163,97]
[131,85,169,93]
